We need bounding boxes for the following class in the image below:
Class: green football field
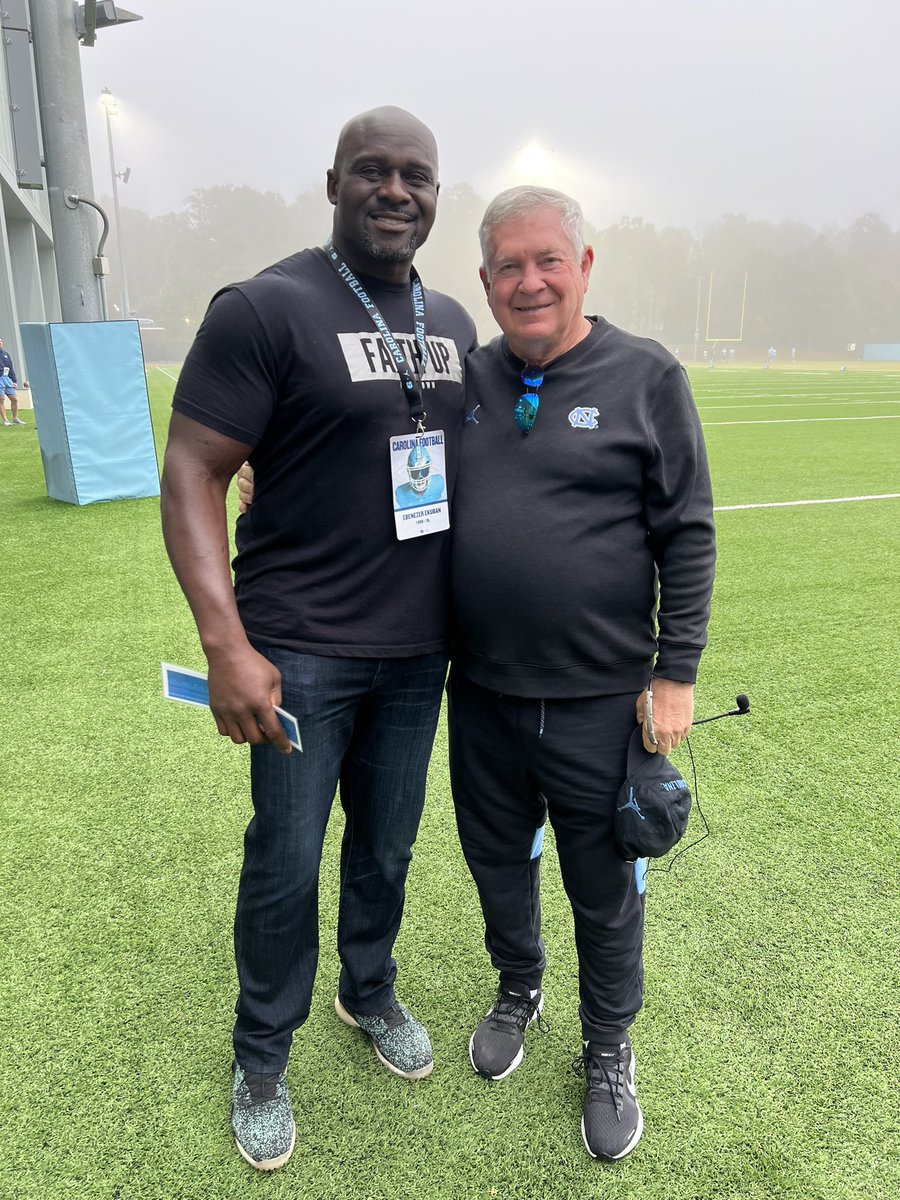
[1,365,897,1200]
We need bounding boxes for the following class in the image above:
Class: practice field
[1,366,897,1200]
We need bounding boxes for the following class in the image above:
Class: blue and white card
[161,662,302,751]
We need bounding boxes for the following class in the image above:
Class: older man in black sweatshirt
[449,186,716,1163]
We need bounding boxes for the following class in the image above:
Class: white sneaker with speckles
[335,995,433,1079]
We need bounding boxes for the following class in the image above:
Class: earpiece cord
[647,736,710,874]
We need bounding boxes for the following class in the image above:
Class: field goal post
[705,271,748,358]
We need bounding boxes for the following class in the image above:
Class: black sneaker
[469,984,546,1080]
[577,1037,643,1160]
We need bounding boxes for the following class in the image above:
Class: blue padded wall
[20,321,159,505]
[862,344,900,361]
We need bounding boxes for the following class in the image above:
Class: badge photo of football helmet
[406,443,432,494]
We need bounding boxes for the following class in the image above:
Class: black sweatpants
[448,670,645,1044]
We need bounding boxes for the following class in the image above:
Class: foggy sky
[78,0,899,233]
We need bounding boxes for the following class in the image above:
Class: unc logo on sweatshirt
[568,406,600,429]
[338,333,463,388]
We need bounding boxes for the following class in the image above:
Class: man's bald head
[333,107,438,176]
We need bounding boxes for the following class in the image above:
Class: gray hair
[479,186,585,278]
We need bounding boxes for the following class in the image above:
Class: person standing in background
[0,338,24,426]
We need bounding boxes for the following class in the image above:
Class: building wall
[0,14,59,407]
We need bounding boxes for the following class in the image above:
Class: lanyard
[323,239,428,430]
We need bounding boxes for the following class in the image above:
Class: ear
[326,168,338,207]
[479,266,490,299]
[581,245,595,290]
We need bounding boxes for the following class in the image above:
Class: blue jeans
[233,648,448,1072]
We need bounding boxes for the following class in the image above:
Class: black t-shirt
[173,247,477,657]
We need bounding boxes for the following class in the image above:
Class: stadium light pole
[101,86,132,319]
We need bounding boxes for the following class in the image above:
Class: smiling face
[327,108,439,283]
[481,207,594,364]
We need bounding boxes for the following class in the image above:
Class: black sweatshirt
[450,318,716,698]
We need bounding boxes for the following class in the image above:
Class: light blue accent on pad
[634,858,648,895]
[20,320,159,505]
[530,823,546,860]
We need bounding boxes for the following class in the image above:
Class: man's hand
[236,462,255,514]
[636,678,694,755]
[206,642,292,753]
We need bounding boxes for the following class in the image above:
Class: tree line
[107,182,900,361]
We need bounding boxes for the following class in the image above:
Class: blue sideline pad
[20,321,159,505]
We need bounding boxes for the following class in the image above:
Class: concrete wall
[0,10,59,406]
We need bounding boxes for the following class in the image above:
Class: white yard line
[696,390,899,400]
[702,415,900,426]
[151,366,180,384]
[715,494,900,512]
[697,399,900,410]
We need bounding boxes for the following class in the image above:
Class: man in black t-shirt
[161,107,475,1172]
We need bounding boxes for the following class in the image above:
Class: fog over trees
[107,184,900,362]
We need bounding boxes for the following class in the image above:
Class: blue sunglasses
[514,365,544,435]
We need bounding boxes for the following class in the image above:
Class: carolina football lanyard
[323,238,429,431]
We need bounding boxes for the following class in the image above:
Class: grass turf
[1,366,898,1199]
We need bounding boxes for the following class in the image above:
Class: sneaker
[577,1037,643,1161]
[334,994,433,1079]
[231,1062,296,1171]
[2,420,11,426]
[11,417,25,425]
[469,984,546,1080]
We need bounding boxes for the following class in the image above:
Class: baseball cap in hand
[614,727,691,861]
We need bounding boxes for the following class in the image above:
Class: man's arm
[161,411,291,753]
[638,364,717,754]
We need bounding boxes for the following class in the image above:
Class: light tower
[101,86,132,319]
